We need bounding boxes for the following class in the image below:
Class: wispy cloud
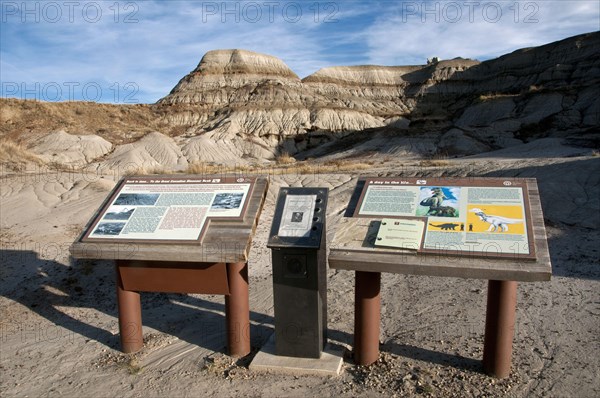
[362,1,600,65]
[1,0,597,103]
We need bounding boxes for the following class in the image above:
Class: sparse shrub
[0,139,44,170]
[323,159,344,168]
[419,152,450,167]
[478,92,519,101]
[323,158,373,171]
[122,164,165,176]
[276,152,296,165]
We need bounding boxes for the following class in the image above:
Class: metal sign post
[267,187,328,359]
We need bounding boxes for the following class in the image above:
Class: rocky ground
[1,147,598,397]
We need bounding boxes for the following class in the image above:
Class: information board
[81,176,255,243]
[354,177,536,259]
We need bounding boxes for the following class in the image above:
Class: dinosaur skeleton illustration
[469,208,523,232]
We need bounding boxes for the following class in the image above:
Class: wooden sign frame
[81,176,256,245]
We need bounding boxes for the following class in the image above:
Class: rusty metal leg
[225,262,250,357]
[483,280,518,378]
[115,261,143,353]
[354,271,381,366]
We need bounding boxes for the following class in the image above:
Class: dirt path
[1,159,598,397]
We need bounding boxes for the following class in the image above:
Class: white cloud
[1,1,597,103]
[362,1,600,65]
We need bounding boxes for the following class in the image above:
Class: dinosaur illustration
[470,208,523,232]
[427,206,457,217]
[429,223,460,231]
[420,187,446,209]
[419,188,458,217]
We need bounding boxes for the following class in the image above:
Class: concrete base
[249,334,344,376]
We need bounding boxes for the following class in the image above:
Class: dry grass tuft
[0,139,45,170]
[185,157,373,177]
[419,159,451,167]
[478,92,519,101]
[121,164,166,176]
[322,158,373,171]
[275,152,296,165]
[419,152,451,168]
[187,161,257,175]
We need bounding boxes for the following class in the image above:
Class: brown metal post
[225,262,251,357]
[483,280,518,378]
[115,261,143,353]
[354,271,381,366]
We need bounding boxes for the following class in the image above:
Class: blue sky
[1,0,598,103]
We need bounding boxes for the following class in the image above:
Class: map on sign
[355,178,535,259]
[82,176,255,243]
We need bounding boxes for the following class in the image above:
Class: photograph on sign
[103,207,135,220]
[278,194,317,237]
[93,222,126,236]
[84,177,253,242]
[114,193,160,206]
[354,178,534,258]
[211,193,244,211]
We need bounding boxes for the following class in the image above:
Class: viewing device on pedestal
[267,187,328,359]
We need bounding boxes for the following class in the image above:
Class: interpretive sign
[354,177,535,259]
[81,176,255,243]
[331,176,550,375]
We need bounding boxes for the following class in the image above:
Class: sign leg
[225,262,251,357]
[354,271,381,366]
[115,261,143,353]
[483,280,518,378]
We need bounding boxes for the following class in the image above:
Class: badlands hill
[1,31,598,170]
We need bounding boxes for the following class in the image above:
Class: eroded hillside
[1,31,598,171]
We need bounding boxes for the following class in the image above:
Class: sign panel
[82,176,255,243]
[278,194,317,238]
[354,178,535,259]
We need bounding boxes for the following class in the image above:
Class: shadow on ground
[0,250,273,354]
